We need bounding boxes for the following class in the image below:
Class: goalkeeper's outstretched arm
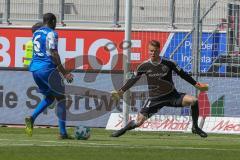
[170,60,208,91]
[119,73,142,92]
[111,64,145,99]
[111,73,142,100]
[119,63,146,92]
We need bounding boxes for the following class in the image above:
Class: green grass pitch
[0,127,239,160]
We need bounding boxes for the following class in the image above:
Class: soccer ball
[74,125,91,140]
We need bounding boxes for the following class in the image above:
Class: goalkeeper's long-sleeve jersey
[120,57,197,99]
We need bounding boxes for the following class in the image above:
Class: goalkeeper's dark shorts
[140,91,186,118]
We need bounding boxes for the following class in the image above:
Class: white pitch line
[0,139,239,151]
[0,139,121,146]
[0,143,239,151]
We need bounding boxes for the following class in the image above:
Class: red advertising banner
[106,113,192,132]
[0,28,170,70]
[203,117,240,134]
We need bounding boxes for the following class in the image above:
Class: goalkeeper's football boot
[25,116,33,137]
[111,128,127,137]
[58,134,74,140]
[192,126,208,138]
[111,120,136,137]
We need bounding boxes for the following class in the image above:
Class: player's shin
[32,96,54,121]
[191,100,208,137]
[191,100,199,128]
[124,120,138,130]
[57,100,67,136]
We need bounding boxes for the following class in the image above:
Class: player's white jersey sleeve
[46,31,58,55]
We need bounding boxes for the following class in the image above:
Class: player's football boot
[25,116,33,137]
[111,121,136,137]
[58,134,74,140]
[192,126,208,138]
[111,128,127,137]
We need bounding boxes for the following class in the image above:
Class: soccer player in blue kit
[25,13,74,139]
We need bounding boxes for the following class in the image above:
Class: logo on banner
[106,113,192,131]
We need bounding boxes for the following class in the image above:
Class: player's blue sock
[32,96,54,122]
[57,100,67,136]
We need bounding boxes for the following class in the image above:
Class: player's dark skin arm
[50,49,68,76]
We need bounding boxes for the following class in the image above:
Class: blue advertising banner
[164,32,227,73]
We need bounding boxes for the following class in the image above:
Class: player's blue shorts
[32,68,65,97]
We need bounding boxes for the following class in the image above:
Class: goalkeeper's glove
[64,73,74,83]
[111,90,124,100]
[195,82,209,91]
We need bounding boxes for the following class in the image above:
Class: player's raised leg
[182,95,208,138]
[111,113,147,137]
